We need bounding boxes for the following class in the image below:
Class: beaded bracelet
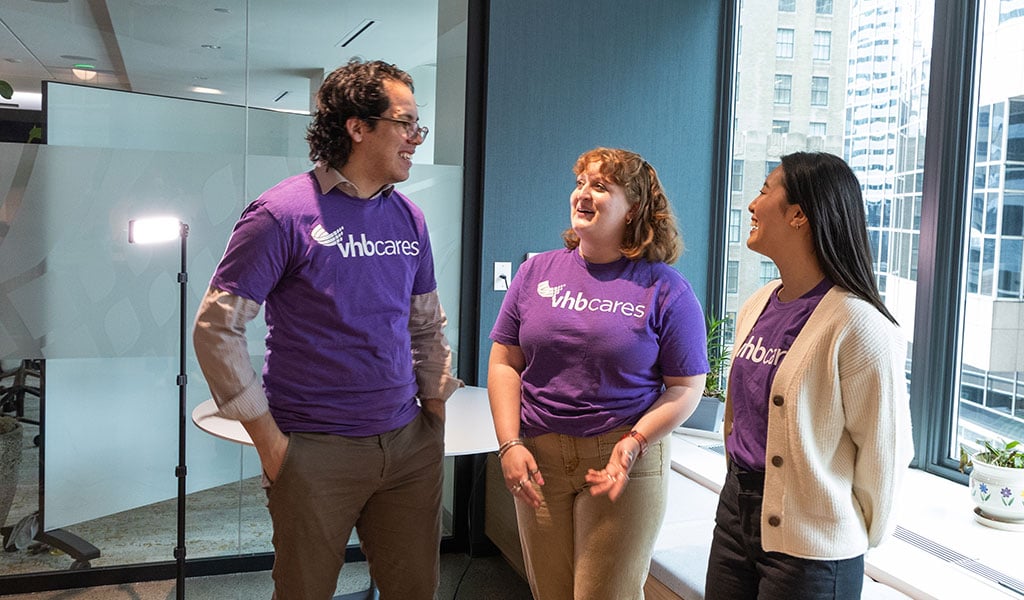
[497,438,524,460]
[621,430,649,457]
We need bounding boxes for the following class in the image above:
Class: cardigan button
[772,395,784,406]
[771,455,784,468]
[768,515,781,527]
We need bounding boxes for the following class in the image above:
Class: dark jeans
[705,465,864,600]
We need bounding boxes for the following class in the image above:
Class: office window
[729,208,743,243]
[727,261,740,294]
[732,159,744,192]
[977,105,991,161]
[811,76,829,106]
[956,0,1024,460]
[779,0,796,12]
[990,101,1005,160]
[1008,99,1024,161]
[813,30,832,60]
[998,239,1022,298]
[777,28,795,58]
[774,74,792,105]
[724,312,738,345]
[720,0,1024,483]
[1004,193,1024,236]
[772,120,790,134]
[765,160,780,178]
[759,260,780,285]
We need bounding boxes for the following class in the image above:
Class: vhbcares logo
[735,335,788,366]
[536,280,646,318]
[311,224,420,258]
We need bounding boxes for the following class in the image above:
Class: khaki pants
[515,427,669,600]
[266,410,445,600]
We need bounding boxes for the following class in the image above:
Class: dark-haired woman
[704,152,914,600]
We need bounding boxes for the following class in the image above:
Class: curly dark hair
[562,147,683,264]
[306,59,414,169]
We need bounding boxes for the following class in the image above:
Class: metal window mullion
[910,0,981,476]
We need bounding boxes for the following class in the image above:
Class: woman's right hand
[501,444,544,509]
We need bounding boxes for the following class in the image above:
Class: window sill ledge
[669,432,1022,599]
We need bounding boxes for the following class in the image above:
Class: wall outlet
[493,262,512,291]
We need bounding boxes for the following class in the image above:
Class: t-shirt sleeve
[656,274,711,378]
[209,201,290,305]
[411,218,438,296]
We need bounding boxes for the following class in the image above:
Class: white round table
[192,385,498,455]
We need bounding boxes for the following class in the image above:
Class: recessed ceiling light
[72,68,97,81]
[214,8,230,13]
[192,86,223,95]
[4,58,23,64]
[201,44,221,50]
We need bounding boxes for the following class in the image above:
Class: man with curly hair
[193,58,461,599]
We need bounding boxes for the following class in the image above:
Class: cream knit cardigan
[724,282,914,560]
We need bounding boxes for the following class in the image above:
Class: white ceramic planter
[969,458,1024,523]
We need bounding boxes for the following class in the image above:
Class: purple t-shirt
[210,171,437,436]
[727,278,833,471]
[490,249,709,437]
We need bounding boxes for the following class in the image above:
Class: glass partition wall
[0,0,468,589]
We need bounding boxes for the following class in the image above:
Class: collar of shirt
[313,163,394,200]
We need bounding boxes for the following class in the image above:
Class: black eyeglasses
[365,116,429,141]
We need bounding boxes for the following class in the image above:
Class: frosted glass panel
[0,0,467,575]
[46,84,248,154]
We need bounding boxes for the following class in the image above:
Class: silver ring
[607,473,616,482]
[511,483,522,493]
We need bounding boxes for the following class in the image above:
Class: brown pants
[266,410,445,600]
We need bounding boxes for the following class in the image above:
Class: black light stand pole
[175,223,189,600]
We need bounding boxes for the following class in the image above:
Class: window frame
[813,29,832,61]
[777,27,795,58]
[810,76,829,106]
[774,73,793,105]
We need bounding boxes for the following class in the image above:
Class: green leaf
[0,80,13,100]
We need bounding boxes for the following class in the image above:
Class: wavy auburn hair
[562,147,683,264]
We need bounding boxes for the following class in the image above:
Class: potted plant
[0,415,23,530]
[680,315,730,433]
[959,438,1024,526]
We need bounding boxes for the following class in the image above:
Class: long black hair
[780,152,897,324]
